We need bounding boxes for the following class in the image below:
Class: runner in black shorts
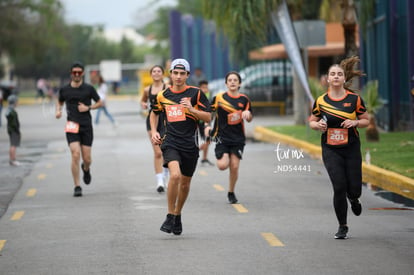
[197,80,214,166]
[208,71,253,204]
[141,65,169,193]
[309,56,369,239]
[56,61,102,197]
[150,58,211,235]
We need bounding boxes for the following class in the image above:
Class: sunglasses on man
[71,70,83,76]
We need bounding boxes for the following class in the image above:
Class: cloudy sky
[62,0,177,29]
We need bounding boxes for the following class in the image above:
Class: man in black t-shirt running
[56,62,102,197]
[150,58,211,235]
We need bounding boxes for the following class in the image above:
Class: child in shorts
[5,95,21,166]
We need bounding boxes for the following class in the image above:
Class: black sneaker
[157,185,165,193]
[227,192,238,204]
[172,215,182,235]
[73,186,82,197]
[81,163,91,185]
[160,214,175,233]
[350,198,362,216]
[201,159,214,166]
[334,225,349,239]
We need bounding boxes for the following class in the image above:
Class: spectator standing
[36,78,47,99]
[5,95,21,166]
[94,75,117,126]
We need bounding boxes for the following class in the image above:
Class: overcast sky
[62,0,177,29]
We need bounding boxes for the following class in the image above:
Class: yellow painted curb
[254,126,414,201]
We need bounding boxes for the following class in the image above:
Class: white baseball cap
[170,58,190,72]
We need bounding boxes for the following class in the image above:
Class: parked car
[209,61,292,101]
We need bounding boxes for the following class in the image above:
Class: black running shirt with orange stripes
[312,90,366,147]
[152,85,210,152]
[211,92,252,145]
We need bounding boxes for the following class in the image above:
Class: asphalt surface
[0,98,413,275]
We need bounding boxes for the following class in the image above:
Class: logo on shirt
[238,102,244,108]
[343,102,352,107]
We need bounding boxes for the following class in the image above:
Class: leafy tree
[138,7,172,41]
[362,80,382,142]
[0,0,67,77]
[119,37,136,63]
[201,0,280,62]
[319,0,342,22]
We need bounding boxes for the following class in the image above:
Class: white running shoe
[10,160,21,166]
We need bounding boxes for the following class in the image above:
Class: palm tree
[362,80,382,142]
[201,0,365,125]
[319,0,358,58]
[201,0,297,62]
[340,0,359,58]
[201,0,360,62]
[308,77,326,99]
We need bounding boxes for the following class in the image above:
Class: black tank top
[149,84,166,110]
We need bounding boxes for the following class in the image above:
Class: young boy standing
[5,95,21,166]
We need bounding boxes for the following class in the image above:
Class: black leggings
[322,141,362,225]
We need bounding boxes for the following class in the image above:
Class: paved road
[0,98,413,274]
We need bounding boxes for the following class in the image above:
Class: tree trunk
[341,0,358,58]
[366,114,380,142]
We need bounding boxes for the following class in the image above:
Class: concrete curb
[254,126,414,201]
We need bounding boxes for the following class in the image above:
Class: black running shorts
[215,143,244,160]
[66,124,93,146]
[9,132,21,147]
[162,147,199,177]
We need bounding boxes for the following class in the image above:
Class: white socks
[156,173,164,187]
[163,167,169,178]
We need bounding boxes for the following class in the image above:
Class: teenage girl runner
[141,65,169,193]
[208,71,253,204]
[308,56,369,239]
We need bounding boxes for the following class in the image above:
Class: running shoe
[81,163,91,185]
[227,192,238,204]
[160,214,175,233]
[334,225,348,239]
[157,185,165,193]
[9,160,21,166]
[172,214,182,235]
[201,159,214,166]
[350,198,362,216]
[73,186,82,197]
